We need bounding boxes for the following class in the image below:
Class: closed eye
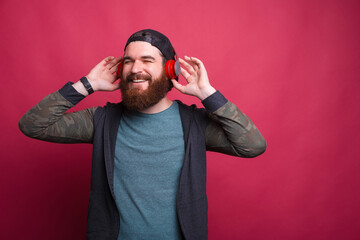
[122,56,156,64]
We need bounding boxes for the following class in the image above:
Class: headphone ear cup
[165,60,174,79]
[165,59,180,79]
[174,58,180,77]
[117,61,123,79]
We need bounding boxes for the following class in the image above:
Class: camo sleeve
[19,90,97,143]
[204,92,266,158]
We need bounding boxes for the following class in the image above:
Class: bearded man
[19,29,266,240]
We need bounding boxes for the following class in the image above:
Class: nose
[130,60,143,74]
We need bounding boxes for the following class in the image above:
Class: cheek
[120,65,129,80]
[150,66,165,79]
[120,71,126,81]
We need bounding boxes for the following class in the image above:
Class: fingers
[186,56,204,70]
[110,62,122,75]
[184,56,200,71]
[188,56,208,77]
[102,56,115,65]
[180,67,191,81]
[98,56,122,75]
[179,56,204,80]
[179,58,196,77]
[107,56,122,70]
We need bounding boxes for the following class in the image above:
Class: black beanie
[124,29,175,61]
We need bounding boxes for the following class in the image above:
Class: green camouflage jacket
[18,83,266,239]
[19,86,266,157]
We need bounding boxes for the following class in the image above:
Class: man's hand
[87,56,122,91]
[171,56,216,101]
[73,56,122,96]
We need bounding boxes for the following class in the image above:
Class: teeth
[132,80,146,83]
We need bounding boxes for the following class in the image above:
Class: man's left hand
[171,56,216,101]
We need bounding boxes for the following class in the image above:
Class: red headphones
[116,61,123,78]
[165,49,180,79]
[117,48,180,80]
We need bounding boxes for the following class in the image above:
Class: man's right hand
[73,56,122,96]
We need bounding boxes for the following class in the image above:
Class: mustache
[126,73,152,82]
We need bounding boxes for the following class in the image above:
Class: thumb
[171,79,186,94]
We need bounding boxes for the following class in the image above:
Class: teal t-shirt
[113,102,184,240]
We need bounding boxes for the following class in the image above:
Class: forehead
[124,41,163,59]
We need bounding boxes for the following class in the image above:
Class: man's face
[120,41,170,111]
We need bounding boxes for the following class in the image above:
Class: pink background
[1,0,360,239]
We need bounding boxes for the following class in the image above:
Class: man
[19,29,266,240]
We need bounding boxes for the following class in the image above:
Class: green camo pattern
[19,91,266,157]
[206,101,266,157]
[19,91,97,143]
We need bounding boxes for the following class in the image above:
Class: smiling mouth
[131,79,147,83]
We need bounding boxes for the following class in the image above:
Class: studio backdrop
[1,0,359,239]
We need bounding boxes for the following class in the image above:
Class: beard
[120,71,170,112]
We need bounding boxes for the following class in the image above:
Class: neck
[139,96,173,114]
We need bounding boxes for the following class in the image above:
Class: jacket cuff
[58,81,86,105]
[201,90,228,112]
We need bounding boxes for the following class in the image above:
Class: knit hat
[124,29,175,61]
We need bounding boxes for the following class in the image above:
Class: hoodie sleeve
[203,91,267,158]
[18,82,98,143]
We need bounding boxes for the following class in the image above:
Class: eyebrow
[123,55,156,61]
